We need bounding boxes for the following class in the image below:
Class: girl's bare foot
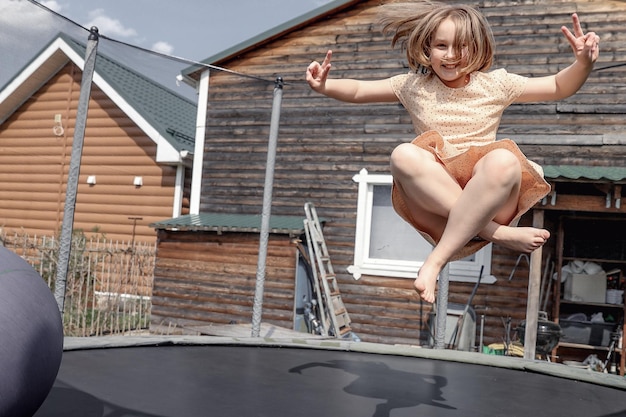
[413,262,440,303]
[483,226,550,253]
[414,226,548,303]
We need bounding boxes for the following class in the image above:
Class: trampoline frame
[63,335,626,391]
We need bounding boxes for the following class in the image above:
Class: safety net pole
[251,77,284,337]
[54,27,99,313]
[524,209,545,359]
[434,263,450,349]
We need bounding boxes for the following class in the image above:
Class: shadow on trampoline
[289,359,456,416]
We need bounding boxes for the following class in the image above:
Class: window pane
[369,184,432,261]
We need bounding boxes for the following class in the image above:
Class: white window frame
[348,168,494,284]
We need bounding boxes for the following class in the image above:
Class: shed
[0,33,196,242]
[150,213,306,334]
[153,0,626,353]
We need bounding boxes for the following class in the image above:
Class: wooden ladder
[303,202,354,339]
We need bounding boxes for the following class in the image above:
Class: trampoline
[34,335,626,417]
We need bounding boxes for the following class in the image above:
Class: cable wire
[25,0,277,84]
[594,62,626,71]
[98,35,275,84]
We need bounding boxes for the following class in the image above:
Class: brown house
[152,0,626,370]
[0,33,196,243]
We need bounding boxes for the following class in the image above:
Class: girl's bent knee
[390,143,413,173]
[479,150,521,178]
[390,143,415,161]
[390,143,428,173]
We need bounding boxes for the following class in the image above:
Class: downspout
[190,69,210,215]
[172,156,187,218]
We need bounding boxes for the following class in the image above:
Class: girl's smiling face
[429,17,469,88]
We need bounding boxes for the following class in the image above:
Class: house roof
[180,0,359,83]
[0,32,196,164]
[151,213,306,235]
[544,165,626,183]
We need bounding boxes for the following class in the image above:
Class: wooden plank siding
[0,62,179,243]
[166,0,625,346]
[151,230,298,333]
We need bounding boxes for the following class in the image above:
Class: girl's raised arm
[306,50,398,103]
[517,13,599,103]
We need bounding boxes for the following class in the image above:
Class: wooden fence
[1,230,155,336]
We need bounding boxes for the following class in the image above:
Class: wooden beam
[538,194,626,213]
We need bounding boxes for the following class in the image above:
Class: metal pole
[54,27,99,313]
[251,77,284,337]
[524,209,545,359]
[434,263,450,349]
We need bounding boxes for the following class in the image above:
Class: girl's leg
[389,143,459,244]
[416,149,523,303]
[390,144,549,249]
[390,144,549,303]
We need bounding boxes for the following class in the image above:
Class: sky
[0,0,333,99]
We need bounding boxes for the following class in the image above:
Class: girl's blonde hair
[380,1,495,74]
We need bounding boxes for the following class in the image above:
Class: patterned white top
[390,68,528,152]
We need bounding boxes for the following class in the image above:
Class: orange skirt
[391,130,550,261]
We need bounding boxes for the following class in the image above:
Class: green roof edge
[151,213,307,235]
[543,165,626,182]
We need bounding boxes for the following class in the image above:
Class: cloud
[0,1,60,51]
[39,1,63,12]
[85,8,137,38]
[151,41,174,55]
[0,0,56,32]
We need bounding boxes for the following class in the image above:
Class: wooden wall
[491,1,626,165]
[0,62,179,243]
[150,230,298,333]
[185,0,625,345]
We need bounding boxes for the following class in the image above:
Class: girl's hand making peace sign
[306,50,333,93]
[561,13,600,67]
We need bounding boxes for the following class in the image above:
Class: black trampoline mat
[35,344,626,417]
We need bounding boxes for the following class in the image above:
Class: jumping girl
[306,2,599,303]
